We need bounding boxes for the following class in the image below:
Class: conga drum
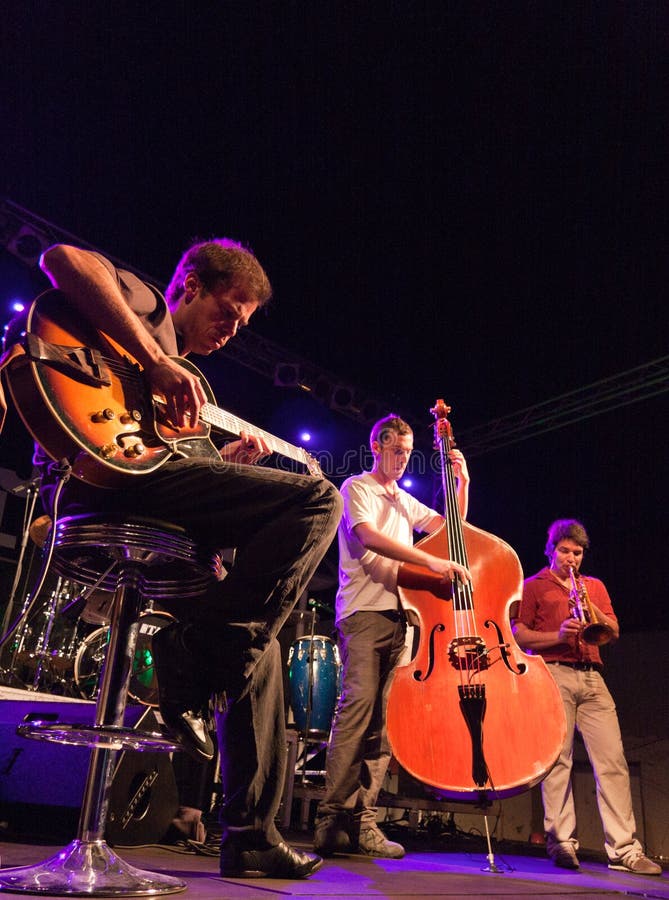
[287,635,341,737]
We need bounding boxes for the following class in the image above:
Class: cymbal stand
[29,576,67,692]
[0,589,34,688]
[6,588,35,677]
[0,480,40,639]
[56,582,85,659]
[298,608,319,785]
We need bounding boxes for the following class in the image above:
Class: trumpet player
[513,519,661,876]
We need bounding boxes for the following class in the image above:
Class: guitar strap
[0,341,27,437]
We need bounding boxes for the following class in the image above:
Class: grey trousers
[542,663,642,863]
[317,609,406,831]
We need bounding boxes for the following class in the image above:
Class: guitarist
[33,240,342,879]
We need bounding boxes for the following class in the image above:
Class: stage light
[313,376,333,403]
[6,225,51,267]
[10,300,25,313]
[299,431,312,443]
[331,385,355,410]
[273,362,302,388]
[401,478,413,489]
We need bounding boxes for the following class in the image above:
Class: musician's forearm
[512,621,567,652]
[40,244,167,370]
[457,477,469,519]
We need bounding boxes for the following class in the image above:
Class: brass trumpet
[568,566,614,646]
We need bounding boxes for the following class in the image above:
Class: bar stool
[0,514,222,897]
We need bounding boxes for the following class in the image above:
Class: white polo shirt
[335,472,436,624]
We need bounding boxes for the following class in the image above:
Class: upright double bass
[386,400,566,802]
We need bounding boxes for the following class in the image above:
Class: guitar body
[5,291,219,488]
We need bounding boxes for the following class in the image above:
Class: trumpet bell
[581,622,614,646]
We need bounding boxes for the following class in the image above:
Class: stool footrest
[0,838,185,896]
[17,722,183,753]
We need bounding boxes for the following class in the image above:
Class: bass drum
[287,635,341,737]
[74,610,174,706]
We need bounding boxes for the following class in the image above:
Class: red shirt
[518,566,617,667]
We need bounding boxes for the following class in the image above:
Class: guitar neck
[201,402,317,473]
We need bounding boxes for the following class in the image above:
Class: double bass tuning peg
[430,399,454,447]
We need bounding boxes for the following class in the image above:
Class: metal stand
[0,574,184,896]
[481,813,503,873]
[298,608,319,784]
[0,512,223,897]
[0,480,41,688]
[0,479,40,639]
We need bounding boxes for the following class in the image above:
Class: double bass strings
[437,431,484,683]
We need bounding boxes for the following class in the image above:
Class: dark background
[1,2,667,631]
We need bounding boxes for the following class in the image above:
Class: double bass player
[313,414,471,858]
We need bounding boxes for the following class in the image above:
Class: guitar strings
[94,352,313,465]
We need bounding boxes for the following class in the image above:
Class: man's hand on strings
[425,554,472,585]
[449,448,470,484]
[148,358,208,429]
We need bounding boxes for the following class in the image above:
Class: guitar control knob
[120,410,142,424]
[124,442,145,458]
[92,409,116,422]
[99,443,118,459]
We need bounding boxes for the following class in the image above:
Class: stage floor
[0,836,666,900]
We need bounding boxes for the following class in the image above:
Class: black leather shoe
[220,840,323,879]
[161,704,214,761]
[152,622,214,761]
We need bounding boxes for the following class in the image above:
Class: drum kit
[2,490,343,730]
[0,508,169,707]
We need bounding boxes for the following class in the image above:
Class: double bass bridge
[448,635,489,672]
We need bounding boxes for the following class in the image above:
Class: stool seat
[0,514,220,896]
[50,514,222,601]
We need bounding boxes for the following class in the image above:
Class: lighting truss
[3,198,667,447]
[456,355,669,458]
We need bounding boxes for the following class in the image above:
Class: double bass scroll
[386,399,567,802]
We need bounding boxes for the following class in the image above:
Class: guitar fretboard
[201,403,316,472]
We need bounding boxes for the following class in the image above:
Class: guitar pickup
[24,334,112,386]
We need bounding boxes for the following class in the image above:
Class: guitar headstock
[303,450,323,478]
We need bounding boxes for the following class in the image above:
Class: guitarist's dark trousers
[39,455,343,845]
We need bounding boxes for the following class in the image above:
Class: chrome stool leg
[0,565,185,896]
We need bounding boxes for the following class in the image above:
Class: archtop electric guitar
[3,290,321,488]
